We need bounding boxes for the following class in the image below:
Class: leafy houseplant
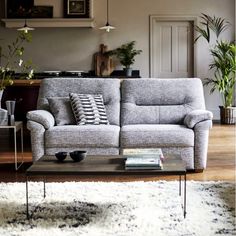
[206,41,236,107]
[0,31,34,92]
[0,31,33,125]
[108,41,142,76]
[196,14,236,124]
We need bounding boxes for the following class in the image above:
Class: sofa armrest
[27,120,45,161]
[27,110,55,129]
[194,120,213,131]
[184,110,213,129]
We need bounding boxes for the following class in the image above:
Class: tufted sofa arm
[184,110,213,129]
[27,110,55,130]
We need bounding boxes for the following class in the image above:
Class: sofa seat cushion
[45,125,120,148]
[121,124,194,148]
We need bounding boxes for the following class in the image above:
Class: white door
[150,19,194,78]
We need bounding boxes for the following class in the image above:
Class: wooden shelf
[12,79,41,86]
[1,79,41,87]
[1,18,95,28]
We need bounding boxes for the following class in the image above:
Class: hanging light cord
[99,0,115,31]
[107,0,109,23]
[24,19,27,27]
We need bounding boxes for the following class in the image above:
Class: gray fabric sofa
[27,78,213,171]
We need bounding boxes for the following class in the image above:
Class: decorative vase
[6,100,16,126]
[124,67,132,77]
[0,90,8,126]
[219,106,236,124]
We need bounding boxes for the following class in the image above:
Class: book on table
[125,155,163,170]
[123,148,164,161]
[123,149,164,170]
[125,165,162,170]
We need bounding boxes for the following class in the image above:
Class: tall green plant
[195,13,236,107]
[205,41,236,107]
[195,13,229,42]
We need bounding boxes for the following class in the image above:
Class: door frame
[149,15,198,78]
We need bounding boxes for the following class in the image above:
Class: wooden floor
[0,123,235,182]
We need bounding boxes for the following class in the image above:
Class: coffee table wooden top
[26,155,186,176]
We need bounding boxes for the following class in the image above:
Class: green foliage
[196,13,235,107]
[0,31,34,90]
[108,41,142,68]
[195,13,229,42]
[204,41,236,107]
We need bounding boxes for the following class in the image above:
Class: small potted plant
[109,41,142,76]
[195,14,236,124]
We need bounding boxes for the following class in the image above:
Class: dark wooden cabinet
[1,85,39,123]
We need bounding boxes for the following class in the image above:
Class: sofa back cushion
[48,97,76,125]
[37,78,120,126]
[121,78,206,126]
[69,93,109,125]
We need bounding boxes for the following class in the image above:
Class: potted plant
[108,41,142,76]
[0,31,34,90]
[0,31,34,124]
[195,14,236,124]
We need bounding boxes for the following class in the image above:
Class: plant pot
[0,90,8,126]
[219,106,236,124]
[0,90,3,109]
[124,68,132,77]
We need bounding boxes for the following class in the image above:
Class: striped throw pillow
[69,93,109,125]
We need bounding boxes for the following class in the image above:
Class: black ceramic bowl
[69,150,87,162]
[55,152,67,162]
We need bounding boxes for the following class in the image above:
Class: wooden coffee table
[26,155,187,219]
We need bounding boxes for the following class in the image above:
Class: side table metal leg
[20,125,24,164]
[14,127,17,171]
[26,176,29,219]
[14,125,24,171]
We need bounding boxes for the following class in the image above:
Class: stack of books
[123,148,164,170]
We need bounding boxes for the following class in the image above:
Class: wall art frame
[64,0,90,18]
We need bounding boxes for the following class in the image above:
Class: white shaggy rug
[0,181,235,236]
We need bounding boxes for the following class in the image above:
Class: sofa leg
[194,169,204,173]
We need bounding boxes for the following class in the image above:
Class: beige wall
[0,0,235,119]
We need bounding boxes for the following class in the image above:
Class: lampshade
[99,22,115,32]
[99,0,115,32]
[17,19,34,33]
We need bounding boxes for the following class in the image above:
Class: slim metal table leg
[14,127,17,171]
[20,125,24,164]
[43,177,46,198]
[184,173,187,218]
[14,124,24,171]
[179,175,181,196]
[26,176,29,219]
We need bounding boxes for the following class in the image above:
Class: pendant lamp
[99,0,115,32]
[17,19,34,33]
